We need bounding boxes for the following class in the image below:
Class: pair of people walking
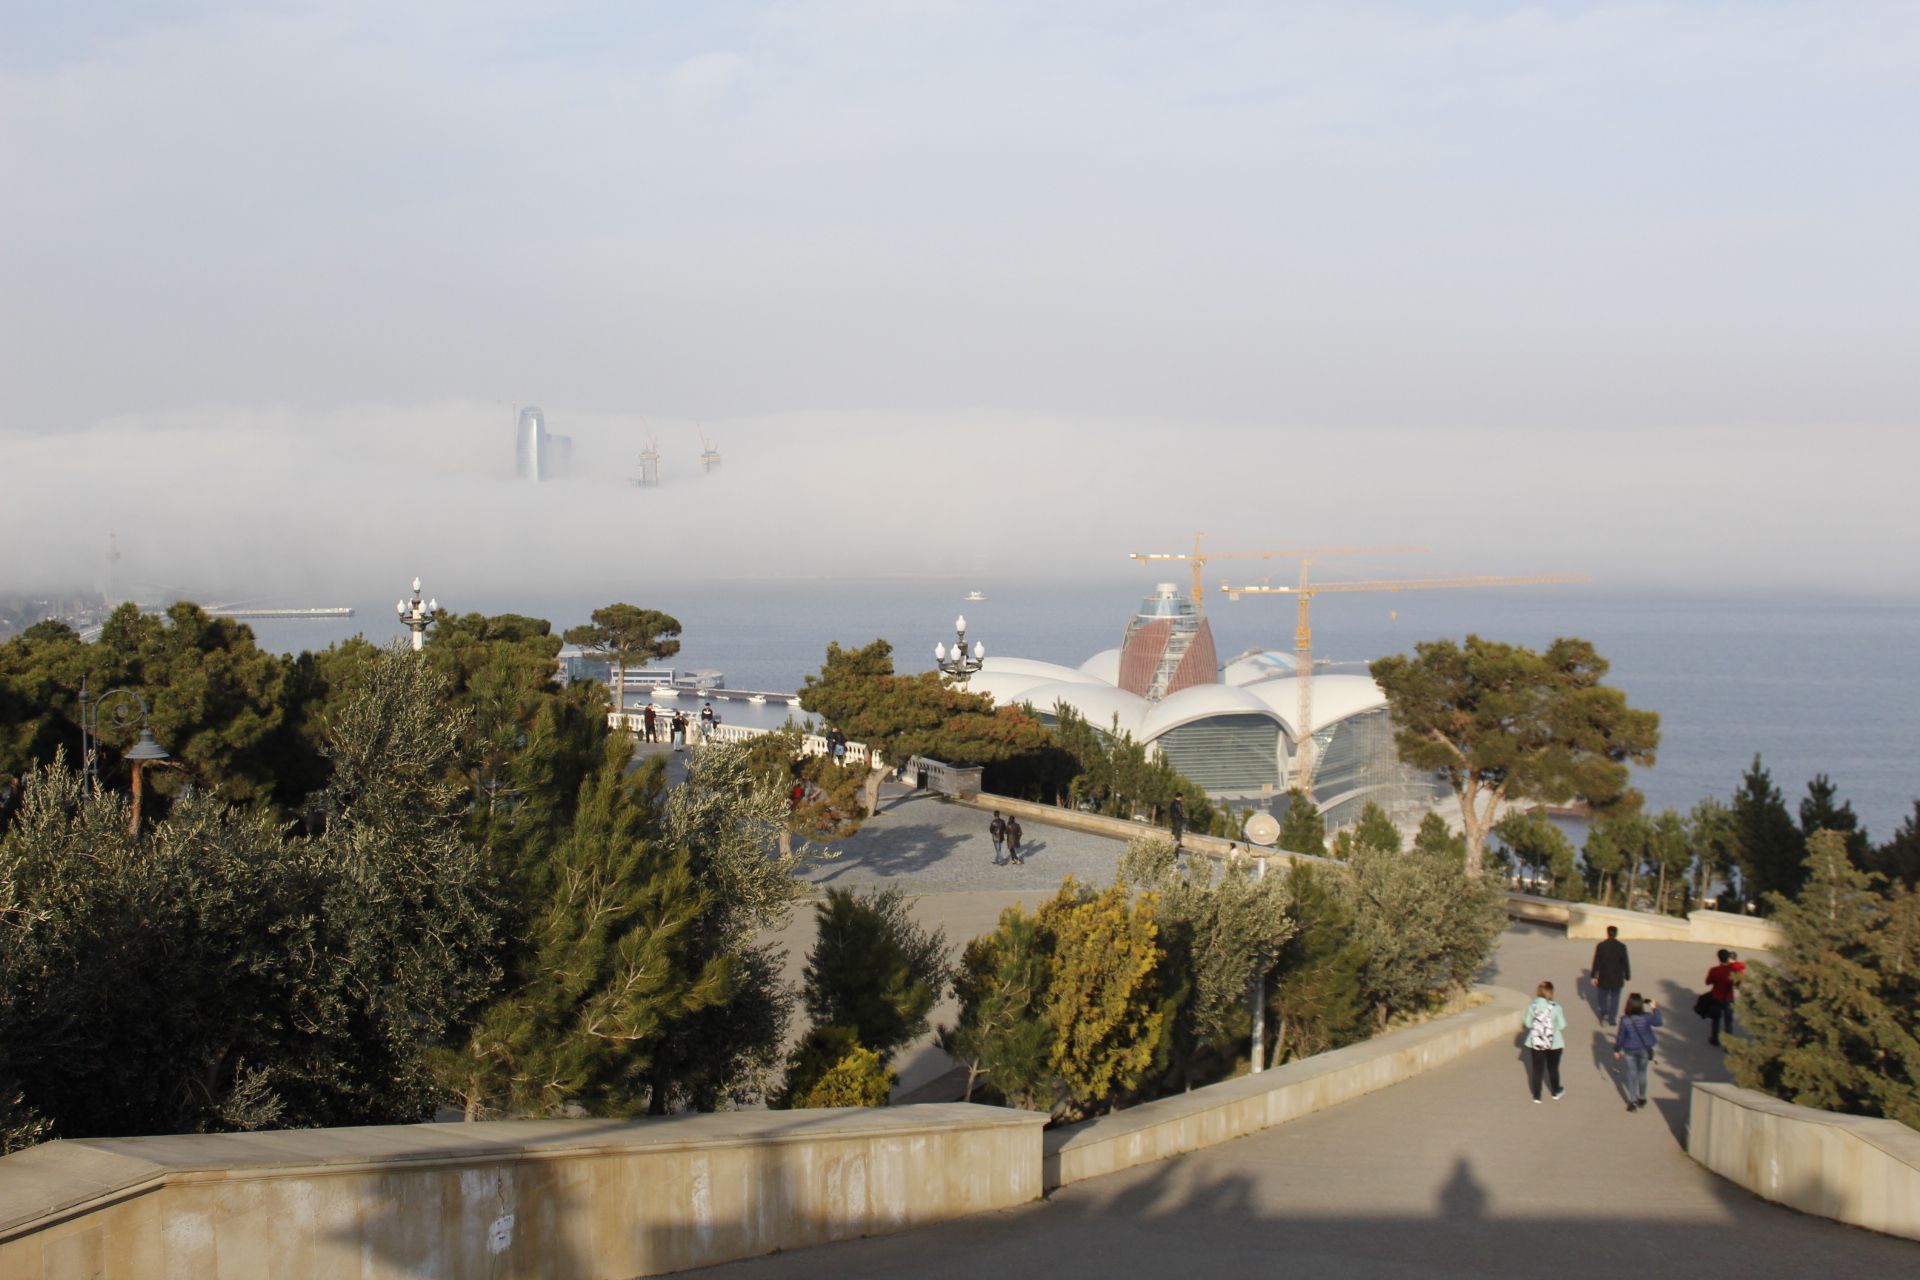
[988,811,1023,865]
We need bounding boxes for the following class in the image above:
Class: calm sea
[254,580,1920,840]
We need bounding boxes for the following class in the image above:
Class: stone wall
[0,1105,1046,1280]
[1688,1083,1920,1242]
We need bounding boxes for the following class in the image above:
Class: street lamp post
[934,614,986,685]
[397,577,439,651]
[78,675,170,831]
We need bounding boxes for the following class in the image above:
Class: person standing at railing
[643,703,657,744]
[700,701,716,742]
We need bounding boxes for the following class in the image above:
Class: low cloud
[4,407,1915,603]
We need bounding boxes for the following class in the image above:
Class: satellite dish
[1244,811,1281,847]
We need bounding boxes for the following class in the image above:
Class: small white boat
[965,590,985,601]
[748,694,767,704]
[654,687,681,698]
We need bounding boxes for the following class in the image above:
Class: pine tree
[1730,831,1920,1128]
[941,906,1056,1108]
[1733,755,1806,906]
[1799,773,1870,867]
[800,887,950,1061]
[1493,809,1578,898]
[1331,801,1401,860]
[1276,789,1326,855]
[1411,811,1467,864]
[1269,862,1369,1061]
[445,742,728,1119]
[1867,801,1920,889]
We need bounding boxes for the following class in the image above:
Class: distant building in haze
[516,407,547,481]
[515,406,572,481]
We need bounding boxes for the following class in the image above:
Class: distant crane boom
[1131,533,1427,608]
[1220,569,1590,793]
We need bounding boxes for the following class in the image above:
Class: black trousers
[1708,999,1736,1043]
[1527,1047,1563,1099]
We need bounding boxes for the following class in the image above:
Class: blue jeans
[1596,985,1622,1023]
[991,837,1004,864]
[1620,1049,1650,1103]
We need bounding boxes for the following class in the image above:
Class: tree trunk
[464,1075,482,1122]
[614,656,626,716]
[130,761,145,835]
[863,768,885,817]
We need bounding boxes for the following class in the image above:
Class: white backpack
[1527,1001,1557,1050]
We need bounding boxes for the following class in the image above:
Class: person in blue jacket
[1522,980,1568,1103]
[1613,993,1663,1112]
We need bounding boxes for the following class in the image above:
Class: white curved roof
[1141,682,1285,740]
[1017,682,1151,737]
[1239,673,1388,738]
[964,669,1070,708]
[978,656,1104,684]
[1078,648,1122,685]
[1222,649,1300,687]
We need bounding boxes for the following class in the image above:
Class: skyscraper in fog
[516,406,546,481]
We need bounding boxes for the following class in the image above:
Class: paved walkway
[705,923,1920,1278]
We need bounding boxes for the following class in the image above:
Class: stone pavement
[701,924,1920,1278]
[796,785,1136,893]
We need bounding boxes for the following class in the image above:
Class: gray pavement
[703,923,1920,1279]
[797,785,1135,893]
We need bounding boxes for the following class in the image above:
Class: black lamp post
[78,675,169,830]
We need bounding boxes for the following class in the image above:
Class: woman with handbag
[1613,993,1662,1111]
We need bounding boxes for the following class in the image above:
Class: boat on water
[965,590,985,601]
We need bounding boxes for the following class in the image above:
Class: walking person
[1613,993,1662,1111]
[829,727,847,764]
[642,703,657,744]
[1522,980,1568,1103]
[1590,926,1631,1026]
[1703,949,1745,1047]
[1169,795,1186,850]
[1006,815,1024,865]
[989,811,1007,865]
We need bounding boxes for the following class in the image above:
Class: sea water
[250,580,1920,839]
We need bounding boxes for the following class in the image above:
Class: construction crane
[1221,568,1590,793]
[1130,533,1427,611]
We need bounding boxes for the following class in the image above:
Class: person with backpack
[1590,925,1631,1026]
[1522,980,1568,1103]
[1612,993,1662,1112]
[989,811,1008,865]
[1702,949,1745,1047]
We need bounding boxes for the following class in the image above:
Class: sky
[2,2,1917,597]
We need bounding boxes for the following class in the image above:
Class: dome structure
[962,598,1450,825]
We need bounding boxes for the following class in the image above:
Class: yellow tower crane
[1221,568,1590,793]
[1131,533,1427,611]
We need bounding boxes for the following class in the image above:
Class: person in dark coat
[1169,795,1186,849]
[1006,816,1024,865]
[642,703,657,743]
[1590,926,1631,1026]
[989,812,1007,865]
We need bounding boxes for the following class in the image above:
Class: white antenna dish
[1244,811,1281,847]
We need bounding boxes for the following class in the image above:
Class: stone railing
[0,1105,1045,1279]
[1688,1082,1920,1242]
[607,713,879,767]
[1044,985,1525,1188]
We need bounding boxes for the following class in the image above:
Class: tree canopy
[1370,635,1659,875]
[562,604,682,714]
[798,640,1050,813]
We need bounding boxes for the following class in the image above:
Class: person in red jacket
[1703,949,1745,1047]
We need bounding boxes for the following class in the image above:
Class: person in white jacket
[1522,980,1569,1103]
